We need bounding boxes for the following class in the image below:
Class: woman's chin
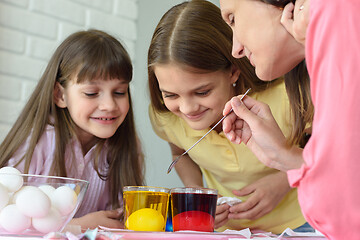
[256,69,282,81]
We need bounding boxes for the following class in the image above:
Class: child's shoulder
[33,124,56,149]
[252,79,288,103]
[7,124,56,169]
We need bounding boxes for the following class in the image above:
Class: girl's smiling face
[154,64,239,132]
[55,78,129,151]
[220,0,305,80]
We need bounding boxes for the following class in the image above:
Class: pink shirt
[287,1,360,239]
[7,125,120,217]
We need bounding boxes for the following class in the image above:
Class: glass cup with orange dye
[123,186,170,232]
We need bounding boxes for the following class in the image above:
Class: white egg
[16,186,51,218]
[32,207,62,233]
[51,186,77,216]
[0,184,9,210]
[9,186,34,204]
[0,204,31,233]
[0,167,23,192]
[38,185,56,198]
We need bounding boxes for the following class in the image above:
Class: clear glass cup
[171,187,218,232]
[123,186,170,232]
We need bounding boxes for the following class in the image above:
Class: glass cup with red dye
[170,187,218,232]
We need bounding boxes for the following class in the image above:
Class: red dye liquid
[172,210,214,232]
[171,192,217,232]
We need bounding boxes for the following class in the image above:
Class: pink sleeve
[287,0,360,238]
[7,126,55,175]
[287,163,306,187]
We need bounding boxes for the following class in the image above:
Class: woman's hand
[214,203,230,229]
[281,0,309,46]
[70,209,124,230]
[227,172,291,220]
[222,96,304,171]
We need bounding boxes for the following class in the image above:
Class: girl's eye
[162,91,177,98]
[196,90,210,96]
[163,94,176,98]
[114,91,126,96]
[84,92,98,97]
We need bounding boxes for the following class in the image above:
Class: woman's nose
[232,34,246,59]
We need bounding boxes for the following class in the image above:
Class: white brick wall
[0,0,138,141]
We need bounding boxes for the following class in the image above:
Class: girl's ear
[230,65,241,85]
[54,82,67,108]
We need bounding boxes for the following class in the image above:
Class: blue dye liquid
[165,197,173,232]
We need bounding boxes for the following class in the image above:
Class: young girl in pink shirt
[220,0,360,238]
[0,29,144,229]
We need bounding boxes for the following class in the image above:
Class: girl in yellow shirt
[147,0,308,233]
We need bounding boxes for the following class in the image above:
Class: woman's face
[220,0,305,80]
[154,64,238,132]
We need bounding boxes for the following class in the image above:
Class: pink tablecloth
[99,231,326,240]
[0,229,327,240]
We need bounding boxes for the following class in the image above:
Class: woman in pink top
[0,30,144,229]
[220,0,360,239]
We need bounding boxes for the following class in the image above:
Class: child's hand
[281,0,309,46]
[227,172,290,220]
[214,203,230,229]
[70,208,124,230]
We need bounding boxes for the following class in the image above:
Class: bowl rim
[0,172,89,184]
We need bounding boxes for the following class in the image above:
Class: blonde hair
[0,29,144,208]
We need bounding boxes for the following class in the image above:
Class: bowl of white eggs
[0,166,89,236]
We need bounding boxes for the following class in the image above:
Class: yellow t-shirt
[149,81,305,234]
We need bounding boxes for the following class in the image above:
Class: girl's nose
[99,95,117,111]
[232,34,246,59]
[179,99,199,115]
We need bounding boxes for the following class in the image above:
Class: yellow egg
[126,208,164,231]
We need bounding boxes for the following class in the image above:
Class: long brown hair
[258,0,314,146]
[148,0,274,114]
[0,29,144,208]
